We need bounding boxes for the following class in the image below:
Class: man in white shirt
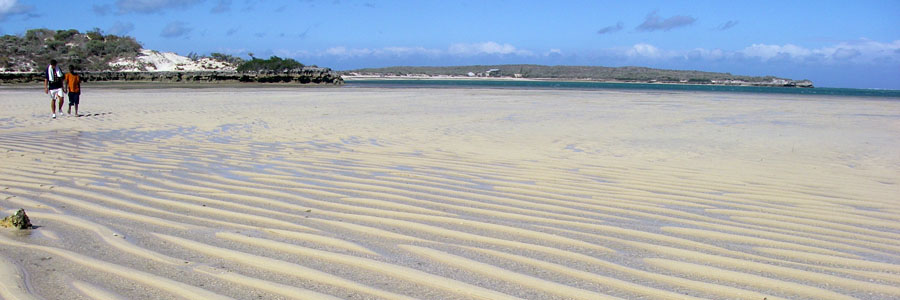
[44,59,65,119]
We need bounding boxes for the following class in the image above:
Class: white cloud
[0,0,15,13]
[831,48,860,60]
[740,39,900,63]
[273,49,309,58]
[324,46,373,57]
[820,39,900,62]
[0,0,33,20]
[323,46,439,58]
[292,39,899,72]
[605,39,900,65]
[448,42,533,56]
[315,42,533,59]
[686,48,725,61]
[381,46,442,57]
[626,43,663,58]
[741,44,811,61]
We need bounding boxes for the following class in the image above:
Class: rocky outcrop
[0,68,343,85]
[788,80,814,88]
[1,209,31,229]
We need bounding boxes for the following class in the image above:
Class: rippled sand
[1,86,898,300]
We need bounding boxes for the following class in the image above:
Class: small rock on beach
[1,209,32,229]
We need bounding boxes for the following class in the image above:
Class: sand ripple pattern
[1,88,899,299]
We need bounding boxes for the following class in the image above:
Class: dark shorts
[68,92,80,106]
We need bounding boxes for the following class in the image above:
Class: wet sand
[1,86,899,299]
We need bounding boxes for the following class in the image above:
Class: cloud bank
[312,42,534,60]
[293,39,900,69]
[595,39,900,66]
[738,39,900,64]
[448,42,533,56]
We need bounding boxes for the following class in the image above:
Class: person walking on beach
[64,65,82,117]
[44,59,65,119]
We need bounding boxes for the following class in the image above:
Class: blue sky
[2,0,899,89]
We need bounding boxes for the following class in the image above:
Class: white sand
[0,86,898,299]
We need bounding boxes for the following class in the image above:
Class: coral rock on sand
[0,209,31,229]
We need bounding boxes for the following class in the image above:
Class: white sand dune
[109,49,236,72]
[0,86,899,299]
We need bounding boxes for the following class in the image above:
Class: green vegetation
[210,53,245,65]
[1,28,252,72]
[2,28,141,71]
[236,56,304,73]
[2,28,332,77]
[347,65,791,83]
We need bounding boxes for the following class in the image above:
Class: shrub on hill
[210,53,245,65]
[236,56,304,73]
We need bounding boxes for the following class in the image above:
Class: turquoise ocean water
[347,79,900,98]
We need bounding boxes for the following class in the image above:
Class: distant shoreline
[342,75,813,88]
[343,64,815,88]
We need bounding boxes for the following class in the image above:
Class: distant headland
[344,65,814,88]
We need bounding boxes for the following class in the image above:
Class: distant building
[467,72,476,77]
[485,69,500,77]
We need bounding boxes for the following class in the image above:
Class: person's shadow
[76,112,112,117]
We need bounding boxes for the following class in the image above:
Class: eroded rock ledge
[0,68,343,85]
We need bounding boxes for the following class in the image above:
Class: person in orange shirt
[63,65,82,117]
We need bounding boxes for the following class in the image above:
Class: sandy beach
[1,86,898,299]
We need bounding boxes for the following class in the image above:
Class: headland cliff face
[0,68,344,85]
